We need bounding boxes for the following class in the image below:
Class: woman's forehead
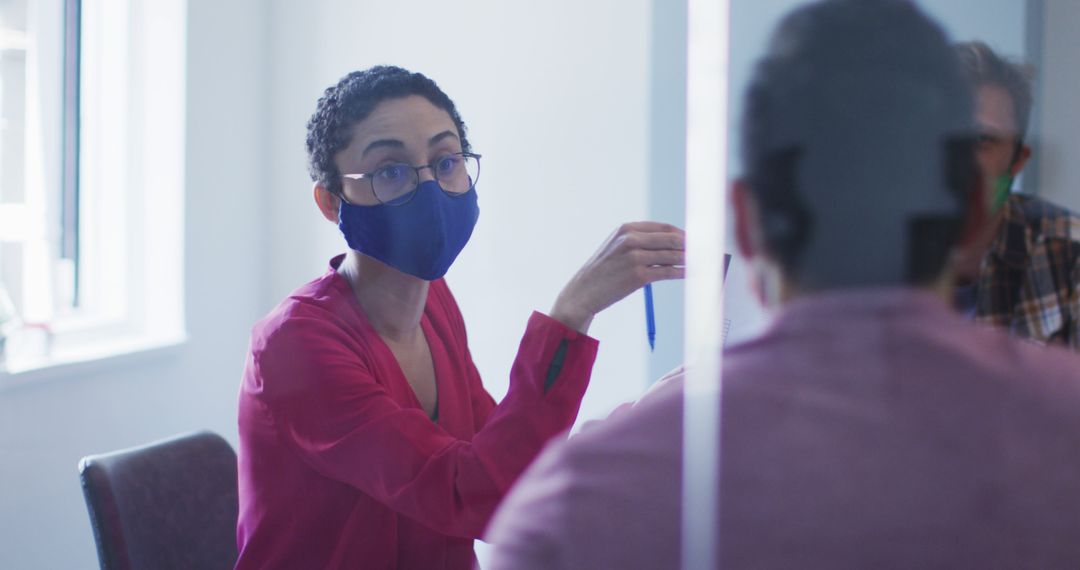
[348,95,458,150]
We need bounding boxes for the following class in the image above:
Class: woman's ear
[314,183,342,223]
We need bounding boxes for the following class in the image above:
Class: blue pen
[644,283,656,351]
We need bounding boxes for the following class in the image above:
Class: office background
[1,1,1075,567]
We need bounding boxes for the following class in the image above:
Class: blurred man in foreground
[485,1,1080,568]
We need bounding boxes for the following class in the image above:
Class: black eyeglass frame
[338,151,482,206]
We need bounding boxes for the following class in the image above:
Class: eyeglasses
[341,152,482,206]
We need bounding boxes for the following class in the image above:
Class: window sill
[0,332,187,392]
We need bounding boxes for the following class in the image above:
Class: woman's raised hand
[549,222,686,333]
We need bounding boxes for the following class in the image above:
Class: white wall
[1034,0,1080,212]
[263,0,654,422]
[0,1,268,567]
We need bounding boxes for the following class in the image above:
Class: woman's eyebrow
[361,138,405,159]
[429,130,459,146]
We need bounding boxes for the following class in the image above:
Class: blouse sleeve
[255,310,598,539]
[464,346,498,433]
[429,280,500,432]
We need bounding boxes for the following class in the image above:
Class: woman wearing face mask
[235,66,685,570]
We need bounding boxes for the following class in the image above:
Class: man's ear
[732,179,773,307]
[732,179,759,261]
[314,183,342,224]
[1010,142,1032,178]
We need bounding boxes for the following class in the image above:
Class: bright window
[0,0,186,379]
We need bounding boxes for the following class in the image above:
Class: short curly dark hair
[305,65,471,195]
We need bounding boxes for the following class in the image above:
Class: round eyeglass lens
[372,164,419,203]
[436,154,480,194]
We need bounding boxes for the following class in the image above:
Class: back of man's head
[741,0,978,290]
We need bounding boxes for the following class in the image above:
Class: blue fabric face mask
[337,180,479,280]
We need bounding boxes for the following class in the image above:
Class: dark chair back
[78,431,239,570]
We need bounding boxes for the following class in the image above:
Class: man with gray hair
[484,1,1080,568]
[951,41,1080,348]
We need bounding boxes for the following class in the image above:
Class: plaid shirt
[975,193,1080,348]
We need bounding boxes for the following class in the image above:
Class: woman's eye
[378,165,406,180]
[436,156,460,174]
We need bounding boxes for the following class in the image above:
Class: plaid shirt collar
[976,193,1080,347]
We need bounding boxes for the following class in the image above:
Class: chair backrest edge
[79,456,131,570]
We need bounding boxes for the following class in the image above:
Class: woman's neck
[338,251,429,342]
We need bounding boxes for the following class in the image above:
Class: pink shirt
[487,288,1080,569]
[236,256,598,569]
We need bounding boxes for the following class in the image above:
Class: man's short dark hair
[306,66,471,195]
[740,0,978,288]
[954,41,1035,139]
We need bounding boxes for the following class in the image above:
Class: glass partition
[680,1,1080,568]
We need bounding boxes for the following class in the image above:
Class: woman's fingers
[615,231,685,256]
[549,222,688,333]
[645,265,686,283]
[632,249,685,268]
[617,221,686,235]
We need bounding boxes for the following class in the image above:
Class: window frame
[0,0,187,385]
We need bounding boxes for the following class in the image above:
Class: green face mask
[990,140,1024,213]
[990,173,1012,213]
